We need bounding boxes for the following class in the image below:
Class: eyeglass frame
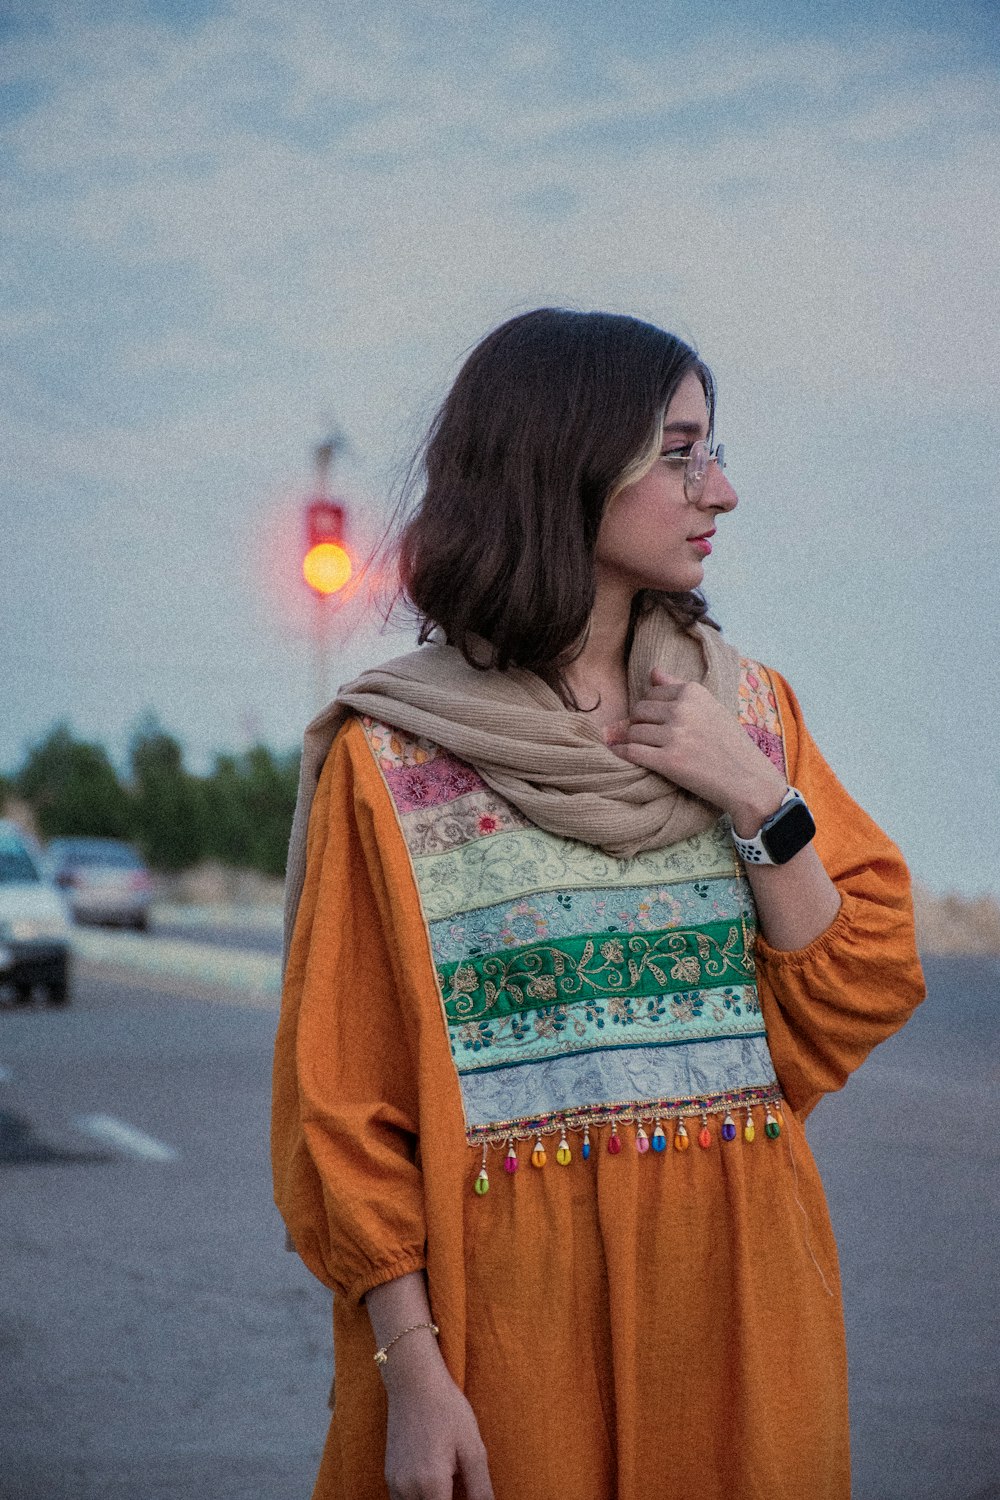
[660,439,726,502]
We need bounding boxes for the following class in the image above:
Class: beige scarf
[282,606,741,965]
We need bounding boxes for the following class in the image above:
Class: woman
[273,309,925,1500]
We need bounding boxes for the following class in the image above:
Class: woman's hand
[381,1331,495,1500]
[607,668,842,950]
[605,668,788,836]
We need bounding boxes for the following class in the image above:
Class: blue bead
[651,1134,666,1153]
[722,1122,737,1141]
[582,1140,591,1160]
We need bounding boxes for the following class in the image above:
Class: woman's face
[594,369,738,595]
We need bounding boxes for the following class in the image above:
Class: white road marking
[73,1114,179,1162]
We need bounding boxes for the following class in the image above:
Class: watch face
[760,801,817,864]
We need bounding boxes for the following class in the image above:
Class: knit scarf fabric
[283,607,741,966]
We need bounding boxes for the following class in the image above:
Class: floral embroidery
[400,791,530,858]
[413,819,742,925]
[738,658,786,774]
[438,918,754,1022]
[447,983,763,1067]
[362,718,440,770]
[384,756,485,814]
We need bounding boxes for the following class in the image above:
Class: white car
[45,836,154,931]
[0,820,74,1005]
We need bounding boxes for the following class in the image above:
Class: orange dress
[272,662,925,1500]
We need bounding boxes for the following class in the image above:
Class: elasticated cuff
[753,893,853,969]
[347,1252,428,1306]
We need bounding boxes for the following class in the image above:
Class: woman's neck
[562,574,635,728]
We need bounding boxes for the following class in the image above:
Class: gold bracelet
[373,1321,440,1367]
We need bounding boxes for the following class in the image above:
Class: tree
[14,724,131,838]
[129,716,205,872]
[201,745,299,877]
[239,745,299,877]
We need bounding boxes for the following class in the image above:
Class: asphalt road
[0,954,998,1499]
[0,967,331,1500]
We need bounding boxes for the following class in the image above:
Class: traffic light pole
[302,434,355,712]
[312,591,334,712]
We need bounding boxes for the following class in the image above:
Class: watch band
[732,786,815,866]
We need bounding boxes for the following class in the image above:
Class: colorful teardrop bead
[582,1124,591,1161]
[556,1130,572,1166]
[474,1167,490,1195]
[698,1123,712,1149]
[635,1125,650,1154]
[765,1107,780,1140]
[531,1137,547,1167]
[651,1122,667,1153]
[504,1140,519,1174]
[607,1124,623,1155]
[744,1113,756,1144]
[775,1105,786,1128]
[722,1112,737,1142]
[674,1119,690,1152]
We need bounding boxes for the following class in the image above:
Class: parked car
[45,837,154,931]
[0,820,74,1005]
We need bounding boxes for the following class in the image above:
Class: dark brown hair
[397,308,718,695]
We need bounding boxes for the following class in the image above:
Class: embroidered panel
[430,871,745,965]
[398,787,532,860]
[439,917,754,1023]
[411,817,741,925]
[460,1033,777,1133]
[359,657,786,1152]
[738,658,786,774]
[452,983,761,1072]
[363,718,441,770]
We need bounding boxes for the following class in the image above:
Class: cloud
[1,0,999,888]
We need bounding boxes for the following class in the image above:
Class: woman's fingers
[610,740,673,773]
[458,1436,496,1500]
[619,721,680,748]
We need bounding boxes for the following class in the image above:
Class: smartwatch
[732,787,816,866]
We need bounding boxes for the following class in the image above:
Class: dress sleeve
[271,722,428,1304]
[753,670,927,1119]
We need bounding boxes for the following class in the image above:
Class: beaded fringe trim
[470,1086,785,1196]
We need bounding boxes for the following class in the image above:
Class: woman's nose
[701,465,738,512]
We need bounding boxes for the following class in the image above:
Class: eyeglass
[661,440,726,502]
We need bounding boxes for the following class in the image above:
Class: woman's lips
[689,529,715,556]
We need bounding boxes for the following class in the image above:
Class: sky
[2,0,999,895]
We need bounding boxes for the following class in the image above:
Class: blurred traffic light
[303,498,353,596]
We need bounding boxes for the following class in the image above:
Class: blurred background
[1,2,999,1498]
[1,0,999,897]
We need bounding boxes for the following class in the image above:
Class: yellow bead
[556,1144,572,1165]
[744,1120,755,1143]
[531,1144,547,1168]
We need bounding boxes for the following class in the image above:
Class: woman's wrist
[727,768,788,838]
[374,1320,439,1369]
[379,1327,451,1397]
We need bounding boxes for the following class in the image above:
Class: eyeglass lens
[684,441,725,500]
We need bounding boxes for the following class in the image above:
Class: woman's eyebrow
[661,420,705,436]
